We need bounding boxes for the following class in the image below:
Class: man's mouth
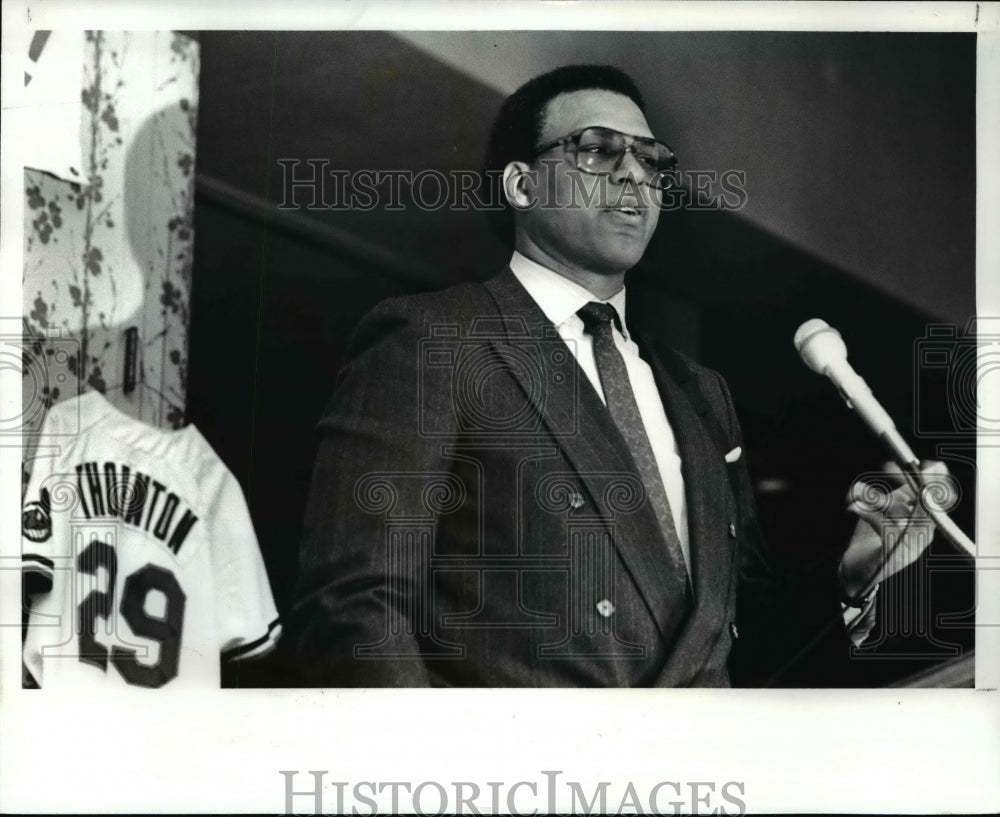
[604,204,645,216]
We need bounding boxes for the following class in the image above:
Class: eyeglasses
[532,126,678,190]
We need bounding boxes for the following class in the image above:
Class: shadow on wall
[21,100,198,508]
[21,30,198,449]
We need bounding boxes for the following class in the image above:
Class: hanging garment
[22,391,281,689]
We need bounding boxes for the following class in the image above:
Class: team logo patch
[22,487,52,543]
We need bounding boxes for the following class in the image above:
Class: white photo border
[1,1,997,814]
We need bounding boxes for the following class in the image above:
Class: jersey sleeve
[21,404,70,595]
[208,469,282,662]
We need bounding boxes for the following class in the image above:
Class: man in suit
[292,65,939,687]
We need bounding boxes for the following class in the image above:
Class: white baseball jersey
[22,392,281,689]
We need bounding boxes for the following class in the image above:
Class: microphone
[794,318,975,556]
[794,318,919,469]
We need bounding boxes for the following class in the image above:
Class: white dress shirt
[509,251,691,573]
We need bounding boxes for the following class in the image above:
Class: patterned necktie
[577,301,689,581]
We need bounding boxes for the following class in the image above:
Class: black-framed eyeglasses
[532,126,678,190]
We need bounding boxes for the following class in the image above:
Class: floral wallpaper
[22,31,199,434]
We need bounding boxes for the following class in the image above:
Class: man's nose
[609,147,647,185]
[609,149,654,205]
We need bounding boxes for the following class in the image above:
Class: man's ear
[502,161,537,211]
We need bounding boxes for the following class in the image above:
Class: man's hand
[838,460,954,602]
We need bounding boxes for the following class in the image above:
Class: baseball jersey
[21,392,281,689]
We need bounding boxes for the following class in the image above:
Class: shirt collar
[508,251,629,338]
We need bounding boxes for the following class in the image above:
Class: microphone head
[794,318,848,374]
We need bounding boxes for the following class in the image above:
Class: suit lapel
[484,270,692,645]
[635,332,738,684]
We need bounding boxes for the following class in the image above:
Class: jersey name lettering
[73,460,199,554]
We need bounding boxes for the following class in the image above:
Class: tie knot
[577,301,623,335]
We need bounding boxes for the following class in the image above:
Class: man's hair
[483,64,647,247]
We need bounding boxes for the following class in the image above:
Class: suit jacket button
[729,622,739,639]
[570,492,585,510]
[596,599,615,617]
[728,522,737,538]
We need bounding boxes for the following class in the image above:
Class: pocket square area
[724,446,742,463]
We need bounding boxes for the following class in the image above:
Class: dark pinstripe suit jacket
[292,268,852,686]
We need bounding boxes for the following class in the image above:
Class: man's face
[517,89,662,278]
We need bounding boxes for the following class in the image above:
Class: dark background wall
[187,31,977,686]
